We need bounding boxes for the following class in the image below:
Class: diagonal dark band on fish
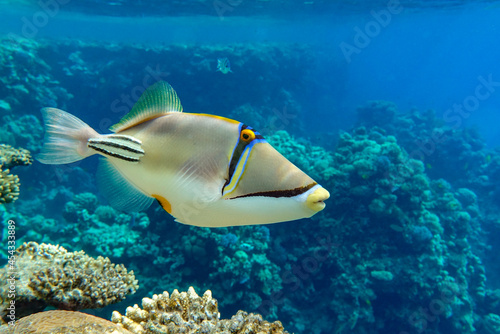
[37,81,330,227]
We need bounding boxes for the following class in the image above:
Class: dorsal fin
[110,81,183,133]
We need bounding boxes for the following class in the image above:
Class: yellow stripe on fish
[37,81,329,227]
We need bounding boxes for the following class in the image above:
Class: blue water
[3,2,500,143]
[2,1,500,333]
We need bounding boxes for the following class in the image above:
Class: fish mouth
[306,187,330,212]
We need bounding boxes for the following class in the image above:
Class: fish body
[37,81,329,227]
[216,57,232,74]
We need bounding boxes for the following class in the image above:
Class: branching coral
[0,144,31,204]
[0,242,138,322]
[111,286,288,334]
[0,144,32,169]
[0,288,288,334]
[0,169,19,204]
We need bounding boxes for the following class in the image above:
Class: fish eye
[240,129,255,142]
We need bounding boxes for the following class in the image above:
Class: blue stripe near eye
[234,139,266,173]
[223,139,266,196]
[228,123,244,162]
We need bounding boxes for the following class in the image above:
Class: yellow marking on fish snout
[152,194,172,214]
[306,187,330,212]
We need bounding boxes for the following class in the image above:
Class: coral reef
[0,115,44,153]
[0,242,138,322]
[266,130,337,183]
[0,38,72,113]
[355,101,500,321]
[111,286,288,334]
[355,100,490,194]
[0,310,133,334]
[482,313,500,334]
[1,38,500,334]
[0,144,31,204]
[62,192,150,259]
[263,127,489,333]
[23,190,284,321]
[0,169,19,204]
[121,219,284,321]
[0,144,32,169]
[0,287,288,334]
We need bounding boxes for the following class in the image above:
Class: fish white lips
[306,187,330,212]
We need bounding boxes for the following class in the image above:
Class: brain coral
[0,310,133,334]
[112,286,288,334]
[0,242,138,322]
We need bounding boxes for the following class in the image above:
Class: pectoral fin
[97,158,154,212]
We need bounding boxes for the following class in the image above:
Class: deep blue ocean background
[1,1,500,333]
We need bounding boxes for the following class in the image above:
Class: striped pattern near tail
[88,135,144,162]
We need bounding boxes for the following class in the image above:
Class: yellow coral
[112,287,288,334]
[0,287,288,334]
[0,144,31,204]
[0,144,32,169]
[0,168,19,203]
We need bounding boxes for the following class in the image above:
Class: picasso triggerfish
[37,81,329,227]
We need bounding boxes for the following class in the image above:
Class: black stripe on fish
[228,183,317,199]
[88,139,144,155]
[223,124,263,194]
[87,144,140,162]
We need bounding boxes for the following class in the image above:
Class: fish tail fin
[37,107,99,164]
